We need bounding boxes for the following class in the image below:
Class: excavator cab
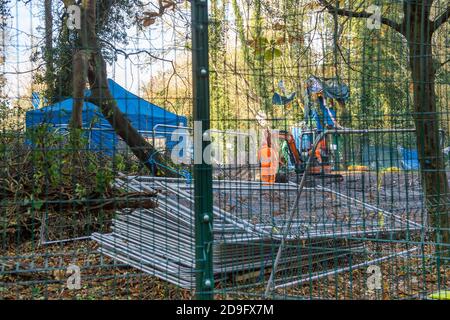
[298,130,332,174]
[263,129,339,182]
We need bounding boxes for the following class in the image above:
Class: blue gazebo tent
[26,79,187,156]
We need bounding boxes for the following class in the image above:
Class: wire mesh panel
[1,0,450,301]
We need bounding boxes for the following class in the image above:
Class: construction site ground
[1,170,449,300]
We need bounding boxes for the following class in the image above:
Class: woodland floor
[1,238,448,300]
[1,170,449,300]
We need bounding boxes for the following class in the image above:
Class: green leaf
[257,36,268,46]
[250,36,269,53]
[264,50,273,62]
[264,48,282,61]
[274,48,282,57]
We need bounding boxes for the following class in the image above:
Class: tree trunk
[79,0,169,175]
[44,0,53,90]
[337,100,351,169]
[407,11,449,251]
[71,51,87,129]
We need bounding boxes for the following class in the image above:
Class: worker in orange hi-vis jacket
[258,132,279,185]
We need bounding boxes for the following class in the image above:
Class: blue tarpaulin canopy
[398,146,420,170]
[26,79,187,156]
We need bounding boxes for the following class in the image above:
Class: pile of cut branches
[0,127,157,246]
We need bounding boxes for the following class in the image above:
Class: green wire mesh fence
[1,0,449,300]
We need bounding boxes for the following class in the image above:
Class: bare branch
[100,39,173,64]
[432,5,450,32]
[439,58,450,68]
[318,0,404,35]
[2,63,46,75]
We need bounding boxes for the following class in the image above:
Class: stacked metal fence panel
[92,175,422,290]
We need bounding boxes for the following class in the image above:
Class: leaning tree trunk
[408,26,449,250]
[78,0,170,175]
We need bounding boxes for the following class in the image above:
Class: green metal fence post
[191,0,214,300]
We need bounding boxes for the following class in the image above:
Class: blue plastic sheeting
[398,146,420,170]
[26,79,187,156]
[310,96,337,131]
[361,145,398,169]
[318,96,337,128]
[361,145,419,170]
[272,91,296,106]
[306,76,350,102]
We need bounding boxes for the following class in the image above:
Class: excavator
[260,76,350,182]
[270,129,338,178]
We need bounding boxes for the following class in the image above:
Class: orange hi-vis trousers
[258,146,279,185]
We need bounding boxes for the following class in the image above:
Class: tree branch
[99,39,173,63]
[432,5,450,32]
[318,0,404,35]
[439,58,450,68]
